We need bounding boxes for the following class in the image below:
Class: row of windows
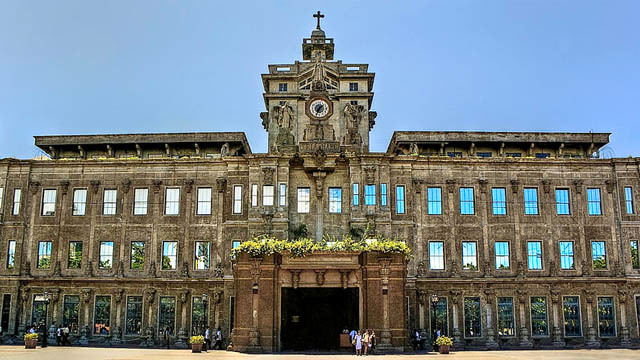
[0,185,635,218]
[277,82,359,92]
[430,295,617,339]
[12,240,241,271]
[30,293,218,337]
[427,240,640,271]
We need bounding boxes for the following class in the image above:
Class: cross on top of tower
[313,11,324,30]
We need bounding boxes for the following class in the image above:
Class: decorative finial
[313,11,324,30]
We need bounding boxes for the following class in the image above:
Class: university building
[1,14,640,351]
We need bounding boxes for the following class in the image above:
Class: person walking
[56,325,62,346]
[369,331,376,354]
[204,326,211,352]
[214,327,222,350]
[362,330,369,355]
[355,330,362,356]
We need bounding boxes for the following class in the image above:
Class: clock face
[309,99,330,118]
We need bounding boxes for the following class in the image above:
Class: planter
[25,339,37,349]
[191,343,203,353]
[439,344,450,354]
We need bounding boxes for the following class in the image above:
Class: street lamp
[430,294,439,351]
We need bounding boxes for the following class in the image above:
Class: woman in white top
[355,331,362,356]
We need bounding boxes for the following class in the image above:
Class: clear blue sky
[1,1,638,158]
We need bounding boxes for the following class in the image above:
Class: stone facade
[1,14,640,351]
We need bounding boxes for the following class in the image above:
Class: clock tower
[260,11,377,154]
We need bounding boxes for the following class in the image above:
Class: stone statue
[220,143,229,157]
[273,103,294,130]
[343,103,365,129]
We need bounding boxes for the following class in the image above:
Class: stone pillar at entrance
[618,288,631,347]
[484,290,498,349]
[450,290,463,349]
[584,290,600,348]
[517,290,532,348]
[550,290,565,347]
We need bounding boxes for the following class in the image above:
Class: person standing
[56,325,62,346]
[62,325,71,346]
[355,331,362,356]
[40,322,48,348]
[204,326,211,352]
[164,327,171,349]
[214,327,222,350]
[369,331,376,354]
[362,330,369,355]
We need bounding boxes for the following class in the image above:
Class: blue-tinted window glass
[597,297,616,337]
[491,188,506,215]
[524,188,539,215]
[563,296,582,337]
[459,187,474,215]
[364,185,376,206]
[381,183,388,206]
[329,188,342,214]
[527,241,542,270]
[624,187,634,214]
[535,153,550,159]
[592,241,607,269]
[587,188,602,215]
[477,152,492,158]
[495,242,510,269]
[429,242,444,270]
[352,184,359,206]
[462,242,477,270]
[428,187,442,215]
[555,189,570,215]
[396,186,405,214]
[559,241,575,270]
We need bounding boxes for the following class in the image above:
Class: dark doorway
[281,287,358,351]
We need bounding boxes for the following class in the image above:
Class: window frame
[278,183,287,206]
[12,188,21,216]
[98,241,114,270]
[461,241,478,271]
[162,241,178,270]
[196,187,212,215]
[597,296,616,338]
[429,241,445,270]
[67,241,83,269]
[352,183,359,206]
[631,240,640,269]
[72,188,88,216]
[562,295,582,337]
[102,189,117,216]
[496,297,516,337]
[297,187,310,214]
[494,241,510,270]
[37,241,52,269]
[194,241,210,271]
[396,185,405,214]
[559,241,575,270]
[133,188,148,216]
[591,241,607,270]
[624,186,634,214]
[530,296,549,337]
[523,187,539,215]
[328,187,342,214]
[349,82,359,92]
[463,297,482,338]
[124,295,144,335]
[232,185,243,214]
[427,187,442,215]
[251,184,258,207]
[364,184,376,206]
[278,83,288,92]
[93,295,112,336]
[157,296,177,336]
[262,185,274,207]
[130,241,145,270]
[491,187,507,215]
[41,189,57,216]
[527,241,543,271]
[459,187,475,215]
[164,187,180,216]
[7,240,16,269]
[380,183,388,207]
[555,188,571,215]
[587,188,602,216]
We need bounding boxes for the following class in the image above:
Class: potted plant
[190,335,204,353]
[24,333,38,349]
[435,335,453,354]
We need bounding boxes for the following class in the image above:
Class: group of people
[348,329,376,356]
[203,326,223,351]
[26,323,72,347]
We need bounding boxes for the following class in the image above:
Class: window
[63,295,80,334]
[94,295,111,335]
[587,188,602,215]
[447,152,462,158]
[396,185,405,214]
[530,296,548,336]
[349,82,358,91]
[37,241,52,269]
[329,188,342,214]
[506,152,522,158]
[464,297,481,337]
[527,241,542,270]
[194,241,210,270]
[563,296,582,337]
[597,297,615,337]
[103,189,117,215]
[364,185,376,206]
[165,187,180,215]
[497,297,515,336]
[232,241,241,249]
[251,184,258,207]
[428,187,442,215]
[162,241,178,270]
[495,242,510,270]
[462,242,477,270]
[624,187,634,214]
[158,297,176,336]
[130,242,145,270]
[491,188,506,215]
[431,297,448,336]
[631,240,639,269]
[352,183,359,206]
[429,241,444,270]
[263,185,274,206]
[278,83,288,92]
[12,188,21,215]
[7,240,16,269]
[380,183,388,206]
[72,189,87,216]
[125,296,143,335]
[233,185,242,214]
[133,188,148,215]
[196,188,212,215]
[191,296,208,337]
[524,188,539,215]
[592,241,607,270]
[68,242,82,269]
[350,100,358,105]
[31,295,47,326]
[297,187,310,213]
[459,187,474,215]
[99,241,113,269]
[279,184,286,206]
[41,189,57,216]
[535,153,550,159]
[555,189,570,215]
[1,294,10,334]
[559,241,575,270]
[477,152,492,158]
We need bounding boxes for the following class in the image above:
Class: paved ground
[0,346,638,360]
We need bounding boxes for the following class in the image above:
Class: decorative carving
[181,262,189,278]
[409,143,419,155]
[478,179,488,194]
[180,290,189,304]
[343,103,365,145]
[29,181,41,195]
[273,102,295,131]
[250,258,262,285]
[339,270,350,289]
[618,288,629,303]
[550,290,560,303]
[184,179,194,193]
[216,177,227,193]
[145,288,156,304]
[412,178,424,193]
[510,179,519,194]
[541,179,551,194]
[368,111,377,131]
[220,142,230,157]
[517,289,528,304]
[312,148,327,168]
[90,180,101,194]
[605,179,616,194]
[213,262,224,278]
[212,289,223,305]
[417,289,427,305]
[81,288,92,303]
[59,180,70,195]
[260,112,269,130]
[152,180,162,193]
[262,167,275,184]
[450,290,461,304]
[363,166,377,183]
[115,289,124,303]
[116,260,124,277]
[573,179,583,194]
[314,269,326,286]
[149,261,157,278]
[291,270,302,289]
[416,260,427,277]
[121,178,131,194]
[584,289,595,303]
[446,179,457,193]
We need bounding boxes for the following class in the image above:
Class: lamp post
[430,294,439,352]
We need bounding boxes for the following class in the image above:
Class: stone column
[618,289,631,347]
[417,290,427,338]
[551,290,565,347]
[144,288,156,346]
[18,288,30,336]
[48,289,60,343]
[248,258,262,352]
[175,290,189,348]
[111,289,123,344]
[377,257,392,351]
[79,288,91,345]
[584,290,600,348]
[517,290,533,348]
[484,290,498,349]
[450,290,463,349]
[312,171,326,242]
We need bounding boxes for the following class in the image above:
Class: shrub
[189,335,204,344]
[24,333,38,341]
[435,335,453,346]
